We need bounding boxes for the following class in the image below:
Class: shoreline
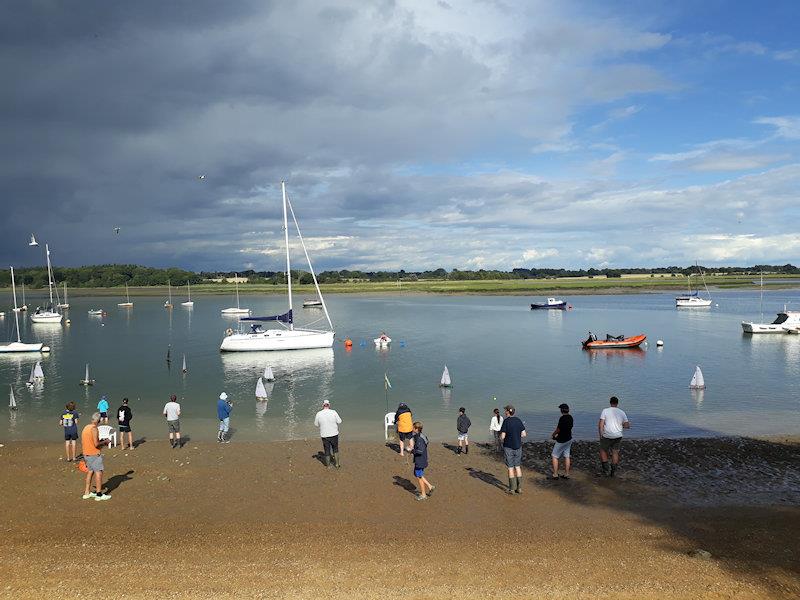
[1,436,798,597]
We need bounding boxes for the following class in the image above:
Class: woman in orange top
[81,412,111,501]
[394,403,414,456]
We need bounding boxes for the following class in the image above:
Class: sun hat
[220,392,228,401]
[322,400,330,406]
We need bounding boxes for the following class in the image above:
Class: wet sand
[0,436,798,599]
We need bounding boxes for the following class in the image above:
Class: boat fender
[225,328,234,337]
[656,340,664,347]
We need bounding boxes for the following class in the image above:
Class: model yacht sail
[181,281,194,307]
[57,282,69,309]
[439,365,452,387]
[164,280,173,309]
[220,275,250,314]
[0,267,47,353]
[80,363,95,386]
[118,283,134,308]
[264,366,275,381]
[14,278,27,312]
[689,366,705,389]
[30,244,63,323]
[220,182,335,351]
[676,264,712,307]
[9,385,16,410]
[255,377,268,400]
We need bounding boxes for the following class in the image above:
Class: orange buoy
[344,339,353,347]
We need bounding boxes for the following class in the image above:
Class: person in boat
[379,332,389,342]
[584,332,598,346]
[605,334,625,342]
[394,403,414,457]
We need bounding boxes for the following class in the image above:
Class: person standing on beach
[217,392,232,443]
[97,395,109,424]
[489,407,503,452]
[163,394,182,449]
[60,402,79,461]
[550,403,573,479]
[598,396,630,477]
[394,403,414,457]
[81,412,112,501]
[314,400,343,468]
[409,421,435,501]
[117,398,134,450]
[500,405,527,494]
[456,407,471,455]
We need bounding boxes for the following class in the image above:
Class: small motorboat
[582,332,646,349]
[531,297,567,310]
[374,333,392,346]
[302,299,323,308]
[88,309,104,316]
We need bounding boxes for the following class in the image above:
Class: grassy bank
[4,273,799,297]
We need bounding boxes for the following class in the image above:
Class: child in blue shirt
[97,395,110,424]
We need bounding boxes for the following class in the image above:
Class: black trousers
[322,435,339,456]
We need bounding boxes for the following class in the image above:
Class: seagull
[28,234,38,247]
[197,174,206,180]
[114,227,120,235]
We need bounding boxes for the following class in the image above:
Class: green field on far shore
[5,274,799,297]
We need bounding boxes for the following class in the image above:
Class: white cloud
[755,116,800,140]
[522,248,558,261]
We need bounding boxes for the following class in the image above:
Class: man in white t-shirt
[598,396,630,477]
[163,394,182,449]
[313,400,342,468]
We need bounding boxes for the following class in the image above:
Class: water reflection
[691,389,705,407]
[584,347,646,363]
[440,387,452,408]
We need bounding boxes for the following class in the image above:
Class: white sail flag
[384,372,392,390]
[9,385,16,409]
[440,365,451,387]
[33,361,44,379]
[689,365,706,389]
[182,355,188,373]
[264,366,275,382]
[255,377,267,399]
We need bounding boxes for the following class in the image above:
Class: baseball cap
[220,392,228,401]
[558,403,569,411]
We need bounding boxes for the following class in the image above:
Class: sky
[1,0,799,272]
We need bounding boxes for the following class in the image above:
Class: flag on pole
[384,372,392,390]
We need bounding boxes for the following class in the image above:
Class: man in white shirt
[314,400,342,468]
[163,394,182,449]
[598,396,630,477]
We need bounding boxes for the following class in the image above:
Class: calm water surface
[2,290,799,442]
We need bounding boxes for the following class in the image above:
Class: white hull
[374,337,392,346]
[57,303,69,309]
[181,301,194,307]
[30,312,63,323]
[676,297,712,308]
[221,308,251,315]
[0,341,45,353]
[742,322,785,333]
[118,302,134,308]
[220,328,334,352]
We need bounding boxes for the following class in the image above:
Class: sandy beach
[0,436,798,599]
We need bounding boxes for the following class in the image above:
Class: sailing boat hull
[220,328,334,352]
[30,312,63,323]
[0,342,45,353]
[676,297,712,307]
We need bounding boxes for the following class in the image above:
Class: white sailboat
[181,281,194,307]
[26,364,36,386]
[164,280,173,309]
[220,275,250,315]
[9,385,16,410]
[182,354,188,373]
[689,366,705,389]
[118,283,134,308]
[264,365,275,381]
[255,377,268,400]
[33,361,44,380]
[439,365,452,388]
[80,363,95,386]
[15,279,27,312]
[676,264,712,308]
[30,244,63,323]
[57,282,70,309]
[220,182,335,352]
[741,272,795,333]
[0,267,47,353]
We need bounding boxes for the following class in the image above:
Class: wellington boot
[333,452,341,469]
[464,446,469,455]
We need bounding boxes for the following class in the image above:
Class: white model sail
[255,377,267,400]
[9,385,16,409]
[182,354,187,373]
[33,361,44,379]
[264,366,275,381]
[27,364,36,385]
[80,363,95,386]
[181,281,194,306]
[439,365,452,387]
[689,366,705,389]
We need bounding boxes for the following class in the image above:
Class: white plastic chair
[98,425,117,448]
[384,412,396,440]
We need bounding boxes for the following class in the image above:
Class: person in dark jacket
[116,398,134,450]
[456,407,471,455]
[394,403,414,456]
[409,421,435,501]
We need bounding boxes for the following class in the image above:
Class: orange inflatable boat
[581,333,646,349]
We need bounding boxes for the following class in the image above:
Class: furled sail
[241,310,292,324]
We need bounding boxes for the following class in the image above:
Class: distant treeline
[2,263,799,288]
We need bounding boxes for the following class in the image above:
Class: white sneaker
[94,493,112,501]
[82,493,94,500]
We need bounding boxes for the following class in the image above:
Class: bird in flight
[197,174,206,180]
[114,227,120,235]
[28,234,39,246]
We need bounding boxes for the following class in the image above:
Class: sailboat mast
[759,271,764,321]
[10,267,21,343]
[45,244,54,306]
[235,275,240,309]
[282,181,294,329]
[187,280,191,301]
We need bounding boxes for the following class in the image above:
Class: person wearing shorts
[394,403,414,457]
[499,405,527,494]
[550,403,574,479]
[410,421,435,500]
[163,394,182,449]
[81,412,111,501]
[456,407,471,455]
[117,397,134,450]
[60,402,79,461]
[217,392,232,443]
[598,396,630,477]
[97,395,109,424]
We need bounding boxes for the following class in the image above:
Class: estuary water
[1,290,799,442]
